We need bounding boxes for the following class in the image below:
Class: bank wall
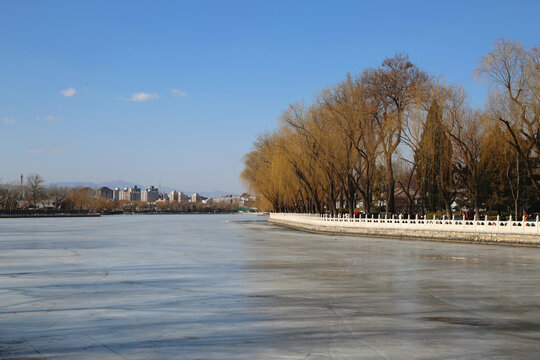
[269,213,540,247]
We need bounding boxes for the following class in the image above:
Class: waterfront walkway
[270,213,540,246]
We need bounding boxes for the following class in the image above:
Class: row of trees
[0,174,105,211]
[242,39,539,219]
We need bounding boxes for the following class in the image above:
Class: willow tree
[280,104,326,213]
[241,132,295,211]
[320,75,378,216]
[309,105,342,215]
[477,39,540,198]
[480,123,521,217]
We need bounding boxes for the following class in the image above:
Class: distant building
[211,194,255,206]
[215,195,240,204]
[141,186,159,203]
[169,190,179,202]
[167,191,188,202]
[116,186,141,202]
[97,187,113,200]
[191,193,202,203]
[113,188,121,201]
[128,186,141,202]
[119,188,129,201]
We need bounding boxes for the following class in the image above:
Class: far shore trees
[65,188,92,211]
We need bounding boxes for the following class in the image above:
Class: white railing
[270,213,540,235]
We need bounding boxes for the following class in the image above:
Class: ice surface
[1,214,539,359]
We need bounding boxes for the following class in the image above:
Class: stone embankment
[269,213,540,247]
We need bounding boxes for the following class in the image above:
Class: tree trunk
[515,151,520,220]
[361,193,370,214]
[386,157,395,214]
[348,189,355,218]
[474,182,480,220]
[445,200,452,220]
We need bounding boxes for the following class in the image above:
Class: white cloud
[37,115,60,122]
[25,148,64,155]
[25,149,44,154]
[130,92,159,102]
[171,89,187,97]
[61,87,77,97]
[3,118,16,125]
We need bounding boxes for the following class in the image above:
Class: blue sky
[1,0,538,193]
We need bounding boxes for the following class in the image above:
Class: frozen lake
[1,214,540,359]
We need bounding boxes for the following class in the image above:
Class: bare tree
[0,184,20,210]
[447,105,487,220]
[47,185,69,210]
[26,173,45,207]
[363,54,430,213]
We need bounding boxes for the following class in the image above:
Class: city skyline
[1,1,539,194]
[47,179,232,199]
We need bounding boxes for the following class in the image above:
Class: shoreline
[0,212,262,219]
[269,216,540,248]
[0,213,101,218]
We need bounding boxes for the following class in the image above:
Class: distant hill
[50,180,144,190]
[49,181,232,198]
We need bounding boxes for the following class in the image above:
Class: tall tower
[20,174,24,200]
